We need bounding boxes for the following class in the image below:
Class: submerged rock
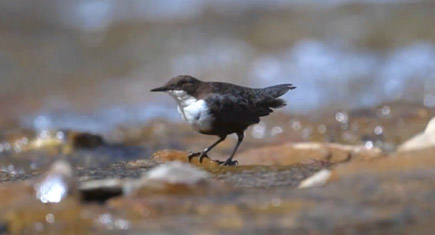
[398,116,435,152]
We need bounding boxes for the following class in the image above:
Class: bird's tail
[256,84,296,108]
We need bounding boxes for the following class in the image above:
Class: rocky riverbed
[0,102,434,234]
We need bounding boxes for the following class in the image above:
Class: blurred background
[1,0,434,132]
[0,0,435,166]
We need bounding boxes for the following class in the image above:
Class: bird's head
[151,75,202,96]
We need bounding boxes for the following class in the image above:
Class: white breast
[167,90,214,132]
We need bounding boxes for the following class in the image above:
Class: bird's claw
[220,159,239,166]
[187,151,209,163]
[198,153,209,163]
[187,152,200,162]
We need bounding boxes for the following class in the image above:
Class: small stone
[70,132,105,149]
[145,161,209,185]
[298,169,332,188]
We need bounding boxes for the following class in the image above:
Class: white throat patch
[167,90,213,132]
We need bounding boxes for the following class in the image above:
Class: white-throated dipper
[151,75,296,166]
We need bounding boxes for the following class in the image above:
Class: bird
[151,75,296,166]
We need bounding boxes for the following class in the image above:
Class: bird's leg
[188,136,227,163]
[221,132,244,166]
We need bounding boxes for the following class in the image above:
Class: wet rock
[236,142,382,166]
[0,130,105,156]
[79,162,215,200]
[153,149,221,167]
[34,160,76,203]
[125,162,223,197]
[398,116,435,152]
[79,179,124,203]
[328,147,435,184]
[70,132,105,149]
[145,161,209,185]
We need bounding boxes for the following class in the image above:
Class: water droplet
[99,213,113,225]
[252,122,266,139]
[291,120,301,131]
[46,213,55,224]
[317,124,327,134]
[364,141,374,149]
[56,131,66,140]
[114,219,130,230]
[270,126,283,137]
[39,130,50,139]
[374,126,384,135]
[335,112,348,124]
[378,105,391,117]
[98,213,115,230]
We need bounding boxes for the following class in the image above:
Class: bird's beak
[150,85,170,92]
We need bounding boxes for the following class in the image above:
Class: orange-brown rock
[236,142,383,166]
[152,149,221,167]
[329,147,435,181]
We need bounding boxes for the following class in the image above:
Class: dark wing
[204,82,295,125]
[205,93,267,125]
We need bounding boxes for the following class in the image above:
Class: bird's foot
[187,151,210,163]
[219,159,239,166]
[187,151,200,162]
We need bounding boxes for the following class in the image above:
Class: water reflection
[35,160,73,204]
